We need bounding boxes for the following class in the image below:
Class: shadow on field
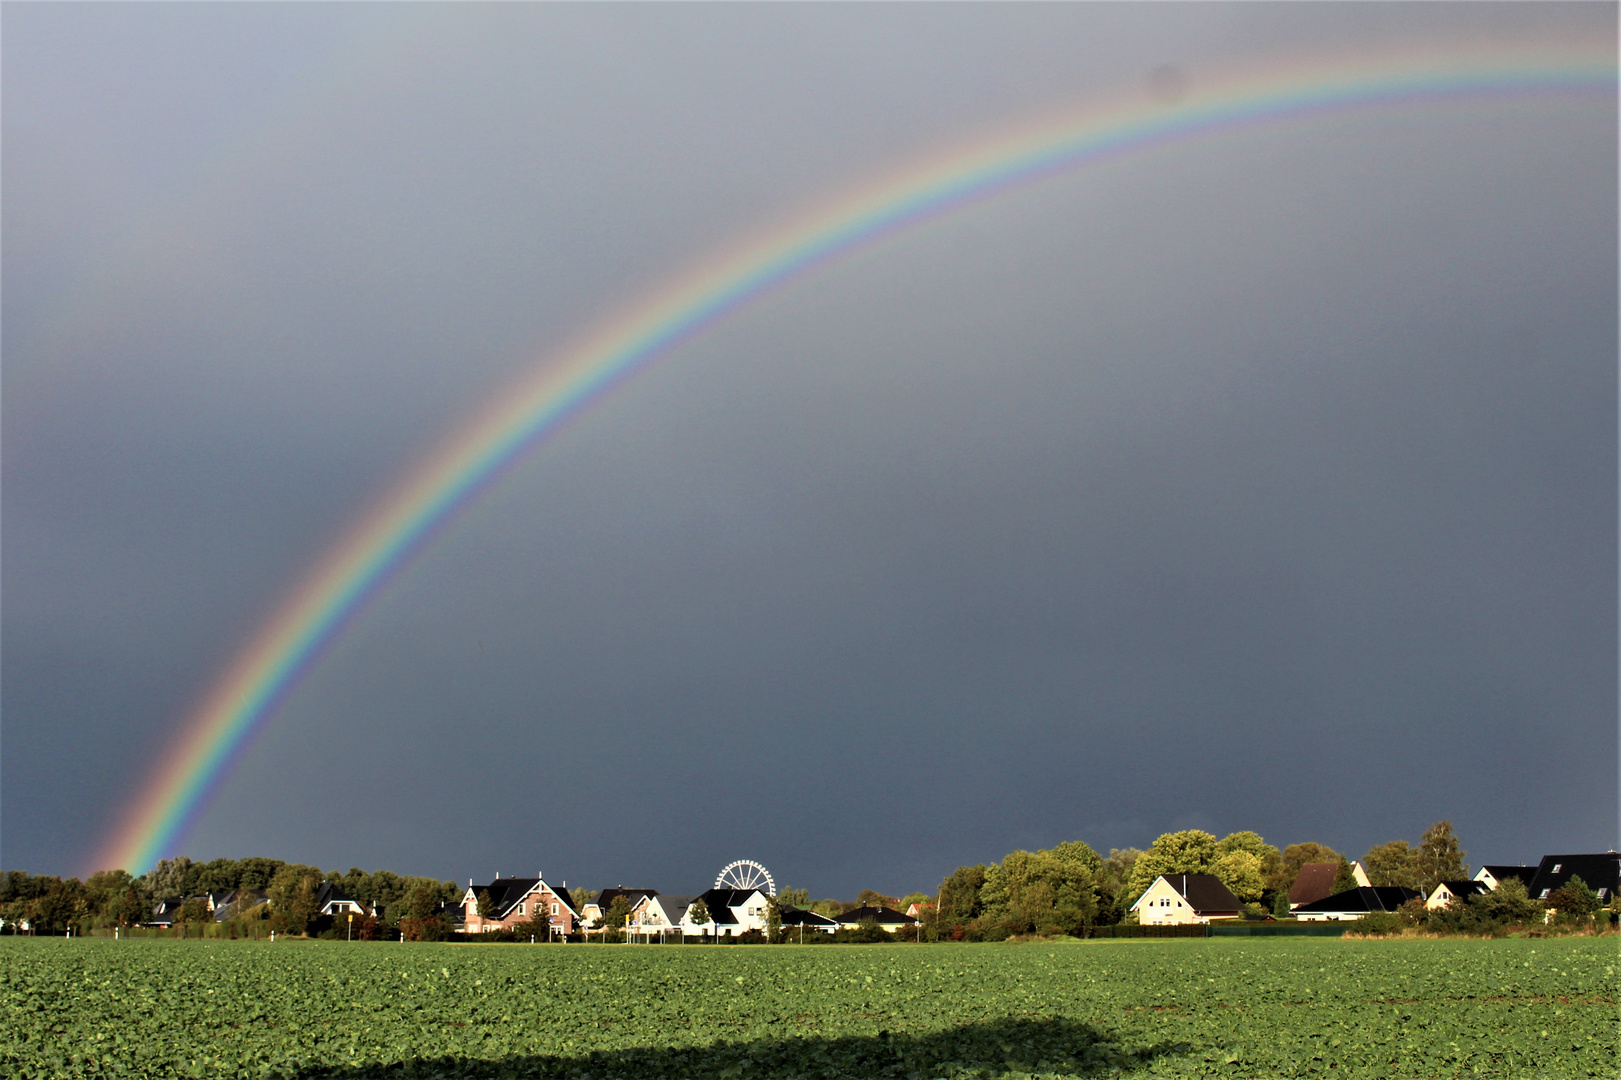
[293,1015,1189,1079]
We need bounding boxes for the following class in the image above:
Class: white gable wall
[1130,877,1202,926]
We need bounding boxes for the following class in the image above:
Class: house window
[1539,889,1550,899]
[551,903,559,915]
[1552,864,1561,874]
[518,903,526,916]
[1597,888,1608,900]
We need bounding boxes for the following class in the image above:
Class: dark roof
[1432,880,1488,901]
[838,905,914,925]
[654,895,695,921]
[215,889,266,920]
[690,887,768,925]
[1160,874,1244,914]
[1478,865,1537,888]
[593,888,658,912]
[1528,853,1620,901]
[1288,864,1340,906]
[147,898,185,925]
[1292,886,1420,915]
[476,878,579,921]
[314,883,362,911]
[779,906,840,927]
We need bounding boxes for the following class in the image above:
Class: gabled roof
[594,888,658,914]
[148,897,185,925]
[838,905,914,925]
[1528,853,1620,901]
[689,887,767,925]
[1146,874,1244,914]
[314,882,363,912]
[780,906,840,927]
[215,889,266,921]
[1288,864,1341,907]
[471,877,579,921]
[1292,886,1420,915]
[1476,865,1537,888]
[1431,880,1488,901]
[647,895,694,923]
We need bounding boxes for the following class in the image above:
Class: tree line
[0,856,460,938]
[916,821,1474,941]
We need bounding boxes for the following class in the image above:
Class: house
[1425,880,1488,910]
[1292,886,1421,921]
[680,887,772,938]
[779,906,839,935]
[905,901,933,920]
[212,889,266,921]
[315,883,367,917]
[1130,874,1244,925]
[1525,853,1620,906]
[584,888,659,936]
[462,874,579,935]
[1288,864,1345,910]
[147,897,185,928]
[836,905,918,932]
[1474,865,1537,891]
[627,893,695,941]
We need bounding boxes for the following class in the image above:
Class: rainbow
[91,44,1614,876]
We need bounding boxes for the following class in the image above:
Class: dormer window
[1597,888,1608,899]
[1539,888,1550,899]
[1552,864,1561,874]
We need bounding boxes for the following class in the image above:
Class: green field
[3,936,1615,1079]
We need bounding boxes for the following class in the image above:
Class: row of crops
[3,935,1615,1078]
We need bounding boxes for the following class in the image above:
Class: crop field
[2,936,1615,1079]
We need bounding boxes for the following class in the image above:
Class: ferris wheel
[714,859,775,896]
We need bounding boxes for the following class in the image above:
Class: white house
[628,894,694,941]
[680,887,772,938]
[1130,874,1244,926]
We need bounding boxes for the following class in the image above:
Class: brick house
[461,874,579,936]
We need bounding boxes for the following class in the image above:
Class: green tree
[1545,876,1600,923]
[1332,857,1359,894]
[178,895,212,934]
[980,849,1097,937]
[765,896,783,943]
[1124,830,1220,907]
[604,895,632,929]
[1469,878,1543,928]
[856,889,899,909]
[688,898,712,937]
[1362,840,1418,888]
[1413,821,1467,893]
[1048,840,1104,875]
[777,887,809,907]
[402,881,445,921]
[30,878,87,935]
[1211,850,1266,901]
[935,865,988,926]
[267,866,322,935]
[145,857,196,902]
[476,890,498,919]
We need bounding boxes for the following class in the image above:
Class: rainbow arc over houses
[93,44,1614,876]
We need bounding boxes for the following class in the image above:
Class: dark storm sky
[3,3,1615,895]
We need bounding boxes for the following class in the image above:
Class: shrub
[1345,912,1404,937]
